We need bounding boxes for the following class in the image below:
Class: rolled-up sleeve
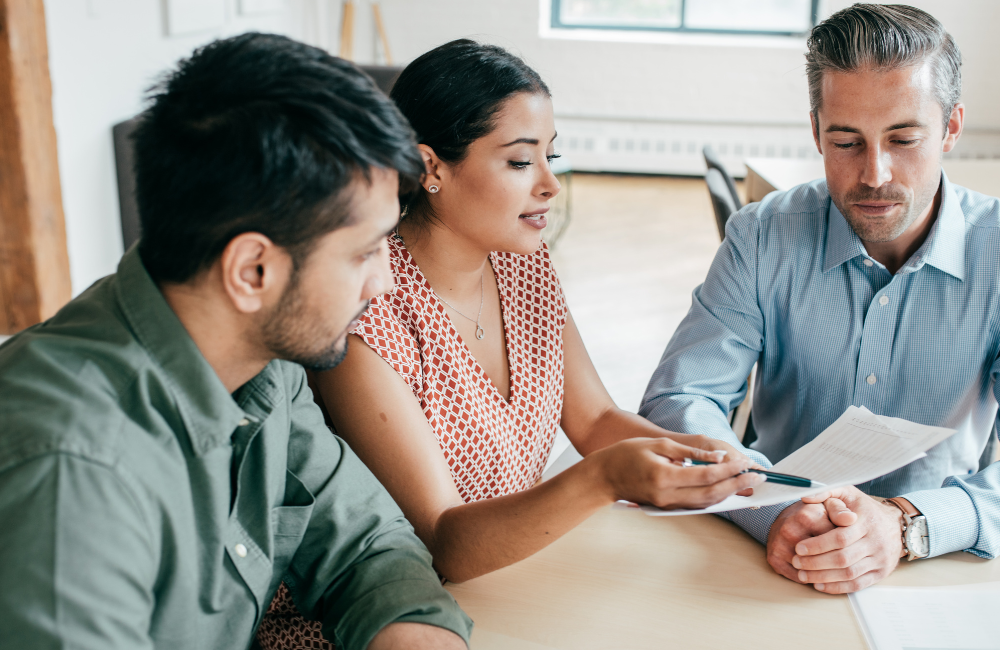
[0,453,156,650]
[281,371,472,650]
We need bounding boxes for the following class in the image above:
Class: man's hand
[766,500,844,583]
[791,486,906,594]
[368,622,467,649]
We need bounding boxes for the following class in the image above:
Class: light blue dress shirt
[640,172,1000,559]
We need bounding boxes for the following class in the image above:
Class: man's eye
[508,160,531,169]
[894,139,918,145]
[833,142,858,149]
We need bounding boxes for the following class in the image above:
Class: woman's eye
[546,153,562,162]
[509,160,531,169]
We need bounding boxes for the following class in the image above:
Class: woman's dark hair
[134,32,423,284]
[389,39,550,223]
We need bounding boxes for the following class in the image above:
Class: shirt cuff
[719,500,796,545]
[328,577,473,650]
[902,486,980,558]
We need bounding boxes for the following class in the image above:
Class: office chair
[702,145,742,212]
[705,167,738,241]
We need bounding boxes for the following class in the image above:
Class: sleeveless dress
[256,235,567,649]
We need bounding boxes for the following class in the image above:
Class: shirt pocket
[270,468,315,576]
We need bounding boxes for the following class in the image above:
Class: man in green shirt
[0,33,471,650]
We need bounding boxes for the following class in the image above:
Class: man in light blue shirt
[641,3,999,594]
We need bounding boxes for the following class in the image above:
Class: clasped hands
[767,486,908,594]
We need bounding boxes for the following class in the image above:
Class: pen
[681,458,826,488]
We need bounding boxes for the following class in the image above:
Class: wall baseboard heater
[554,115,1000,177]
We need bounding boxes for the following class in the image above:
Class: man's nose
[861,144,892,187]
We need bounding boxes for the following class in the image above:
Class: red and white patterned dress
[256,235,567,649]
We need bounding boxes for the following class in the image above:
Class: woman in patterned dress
[257,40,763,649]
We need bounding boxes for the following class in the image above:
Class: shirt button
[238,418,250,427]
[864,259,874,267]
[867,374,877,385]
[234,543,247,558]
[879,295,889,306]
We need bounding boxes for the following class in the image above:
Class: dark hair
[389,39,550,223]
[134,32,423,283]
[806,4,961,132]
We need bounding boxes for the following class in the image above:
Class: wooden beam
[0,0,70,334]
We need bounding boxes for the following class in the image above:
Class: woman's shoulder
[493,241,563,294]
[361,235,441,331]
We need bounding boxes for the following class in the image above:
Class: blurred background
[12,1,1000,428]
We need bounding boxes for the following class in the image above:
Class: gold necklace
[396,228,486,340]
[436,271,485,340]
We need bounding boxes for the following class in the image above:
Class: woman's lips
[519,213,548,230]
[519,206,549,230]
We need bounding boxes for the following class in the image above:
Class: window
[551,0,819,37]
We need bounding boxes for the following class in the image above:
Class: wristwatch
[883,497,930,560]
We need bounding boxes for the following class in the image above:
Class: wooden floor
[548,173,730,413]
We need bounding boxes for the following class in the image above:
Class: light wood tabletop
[446,504,999,649]
[745,157,1000,203]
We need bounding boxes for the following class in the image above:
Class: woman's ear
[418,144,444,190]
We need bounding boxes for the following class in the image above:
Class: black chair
[112,65,408,251]
[113,116,143,251]
[705,167,738,241]
[979,423,998,471]
[358,64,403,95]
[702,145,742,212]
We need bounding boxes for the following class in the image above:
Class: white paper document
[638,406,956,516]
[849,582,1000,650]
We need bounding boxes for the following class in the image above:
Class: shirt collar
[114,246,248,455]
[822,170,966,281]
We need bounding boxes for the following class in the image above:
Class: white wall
[44,0,1000,294]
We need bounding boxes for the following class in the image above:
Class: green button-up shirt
[0,248,472,650]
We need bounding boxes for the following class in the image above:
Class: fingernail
[792,556,801,569]
[712,449,727,459]
[815,584,825,591]
[798,570,807,582]
[796,544,807,555]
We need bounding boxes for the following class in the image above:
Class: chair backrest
[705,167,737,241]
[113,116,143,251]
[702,145,742,210]
[358,65,404,95]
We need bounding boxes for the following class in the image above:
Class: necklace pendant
[476,326,485,340]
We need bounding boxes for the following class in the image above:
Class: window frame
[550,0,821,38]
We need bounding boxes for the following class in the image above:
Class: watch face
[905,516,930,557]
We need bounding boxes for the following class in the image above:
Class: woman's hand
[663,433,764,496]
[588,437,765,510]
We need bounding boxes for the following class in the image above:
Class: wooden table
[447,505,999,649]
[745,157,1000,203]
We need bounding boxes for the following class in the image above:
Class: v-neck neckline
[393,236,517,407]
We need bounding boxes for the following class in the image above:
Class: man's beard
[261,272,367,372]
[832,180,936,244]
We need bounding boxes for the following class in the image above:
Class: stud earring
[428,185,440,193]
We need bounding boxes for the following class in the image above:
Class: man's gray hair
[806,3,961,132]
